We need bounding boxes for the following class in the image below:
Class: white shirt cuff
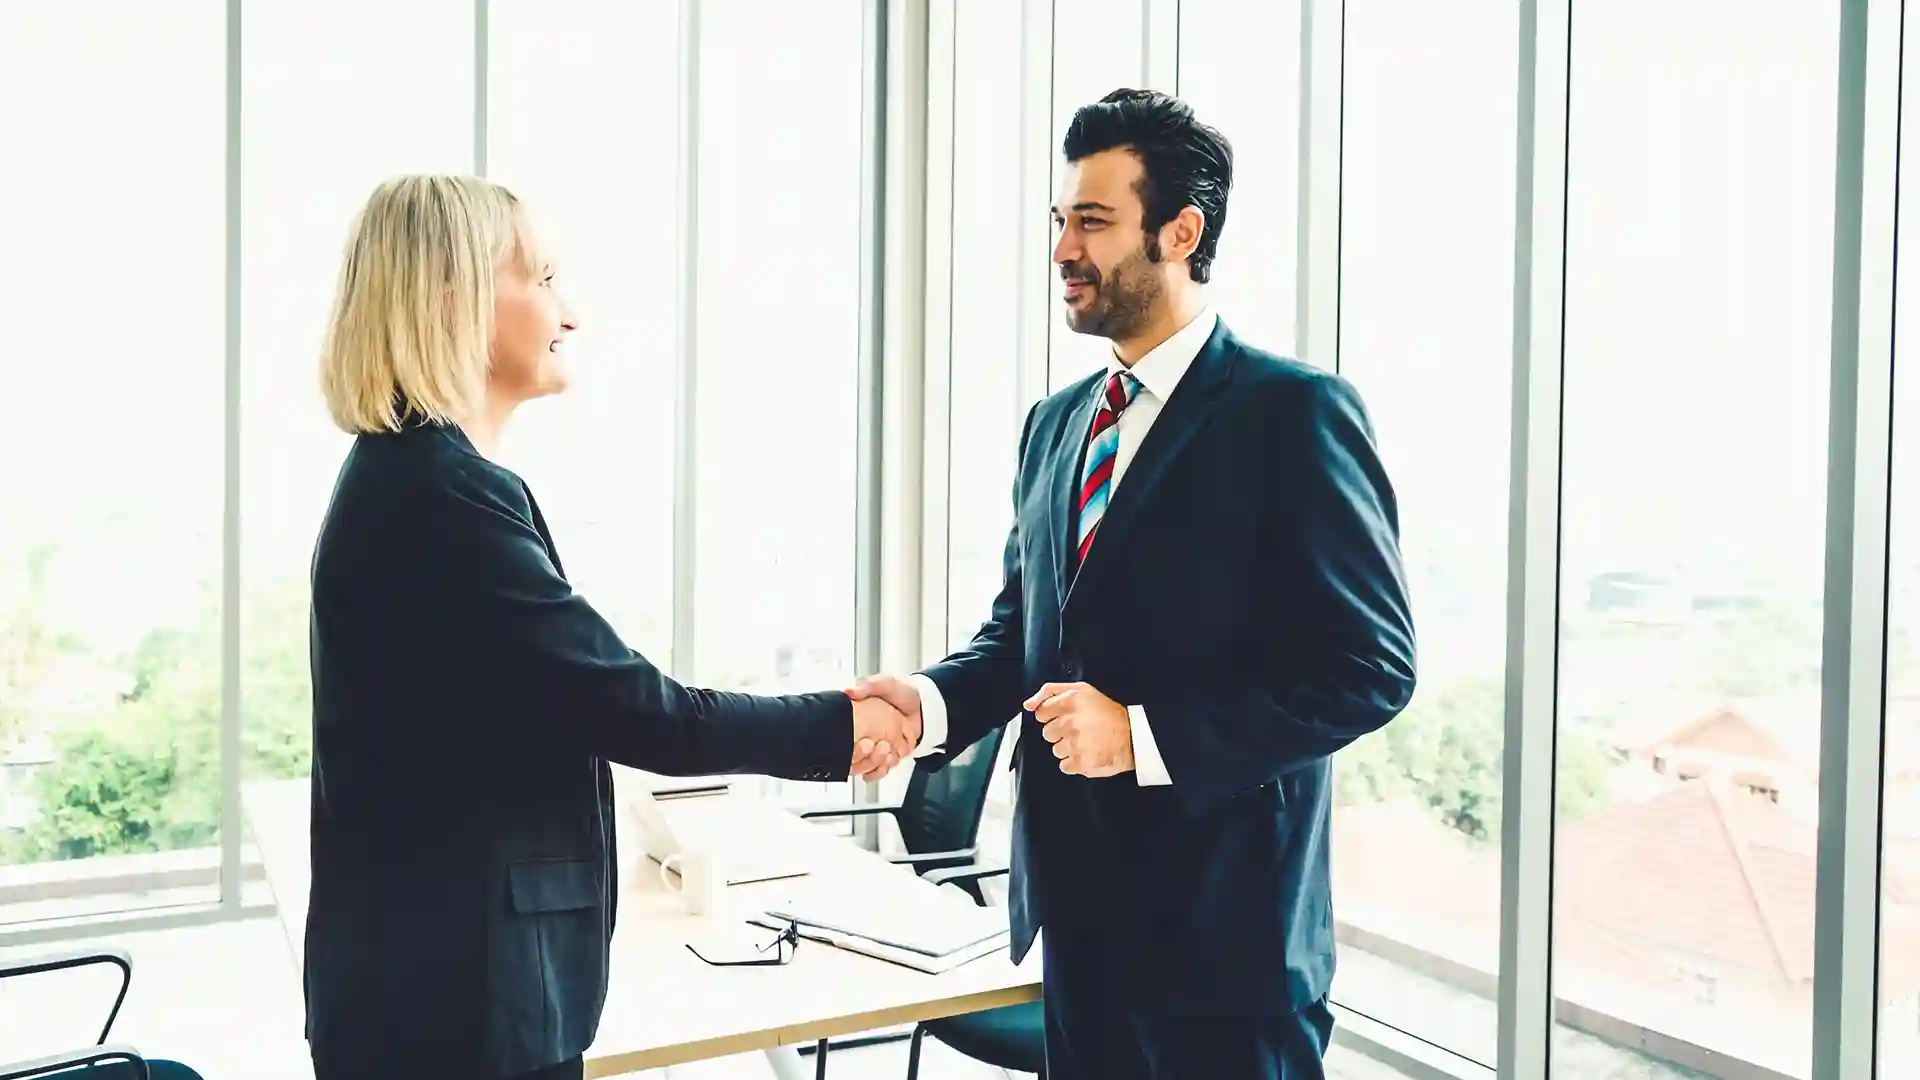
[904,673,949,757]
[1129,704,1173,785]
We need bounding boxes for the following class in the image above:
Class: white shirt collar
[1107,308,1219,402]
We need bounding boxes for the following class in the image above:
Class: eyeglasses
[685,919,801,967]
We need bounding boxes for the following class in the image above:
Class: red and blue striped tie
[1076,370,1142,564]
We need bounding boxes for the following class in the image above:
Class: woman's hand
[848,694,920,780]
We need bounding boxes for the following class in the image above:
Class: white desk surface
[241,775,1041,1078]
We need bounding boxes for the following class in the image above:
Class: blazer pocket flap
[508,859,602,914]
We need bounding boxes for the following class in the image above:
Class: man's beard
[1062,243,1164,341]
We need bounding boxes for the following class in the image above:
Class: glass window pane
[239,0,472,821]
[693,0,864,803]
[0,3,225,922]
[947,0,1028,816]
[947,1,1026,654]
[1880,4,1920,1067]
[1332,0,1514,1066]
[1556,4,1837,1075]
[1175,0,1301,357]
[488,0,678,665]
[1047,0,1144,392]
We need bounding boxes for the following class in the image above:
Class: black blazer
[920,320,1416,1014]
[301,419,852,1078]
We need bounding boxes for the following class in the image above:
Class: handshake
[841,673,1138,782]
[842,674,922,781]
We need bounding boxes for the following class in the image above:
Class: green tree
[8,711,203,861]
[5,575,314,863]
[1336,675,1617,844]
[0,543,89,751]
[1697,599,1824,700]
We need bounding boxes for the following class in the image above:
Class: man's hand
[845,675,924,780]
[1025,682,1133,777]
[848,695,917,780]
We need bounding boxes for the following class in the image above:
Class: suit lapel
[521,481,567,580]
[1048,385,1104,612]
[1062,322,1237,617]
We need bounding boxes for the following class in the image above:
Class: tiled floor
[0,915,1414,1080]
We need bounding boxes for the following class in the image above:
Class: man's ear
[1162,205,1206,264]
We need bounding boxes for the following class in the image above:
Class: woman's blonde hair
[319,174,539,434]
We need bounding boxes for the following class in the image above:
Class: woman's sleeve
[419,468,852,781]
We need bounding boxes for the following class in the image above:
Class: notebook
[756,875,1011,974]
[751,916,1009,974]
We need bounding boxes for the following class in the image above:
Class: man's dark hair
[1062,88,1233,283]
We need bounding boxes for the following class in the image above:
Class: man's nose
[1053,230,1079,267]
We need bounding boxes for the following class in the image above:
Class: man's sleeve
[906,674,950,756]
[1128,706,1173,785]
[912,406,1042,766]
[1137,373,1417,814]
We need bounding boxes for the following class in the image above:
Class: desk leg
[762,1046,812,1080]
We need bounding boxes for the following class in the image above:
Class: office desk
[242,777,1041,1079]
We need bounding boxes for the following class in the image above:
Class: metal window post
[474,0,490,176]
[1497,1,1572,1077]
[219,0,245,915]
[1811,2,1901,1077]
[670,0,702,682]
[1296,0,1343,372]
[918,0,957,665]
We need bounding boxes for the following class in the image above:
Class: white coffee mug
[659,850,726,915]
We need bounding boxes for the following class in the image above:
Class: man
[851,89,1415,1078]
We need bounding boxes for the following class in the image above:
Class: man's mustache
[1060,263,1100,284]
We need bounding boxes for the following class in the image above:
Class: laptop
[631,770,732,800]
[627,787,813,886]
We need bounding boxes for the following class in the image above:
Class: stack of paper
[755,876,1010,974]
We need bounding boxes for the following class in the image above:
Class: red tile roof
[1335,779,1920,994]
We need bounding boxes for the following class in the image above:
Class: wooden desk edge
[583,980,1042,1077]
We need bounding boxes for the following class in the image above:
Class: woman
[303,175,910,1080]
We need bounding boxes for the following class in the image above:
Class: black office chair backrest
[895,720,1009,856]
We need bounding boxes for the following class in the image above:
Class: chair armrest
[0,948,133,1044]
[795,801,904,821]
[923,863,1011,888]
[0,946,132,982]
[887,848,978,873]
[1,1044,149,1080]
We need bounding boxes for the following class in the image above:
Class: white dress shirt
[903,308,1220,785]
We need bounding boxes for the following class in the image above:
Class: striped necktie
[1075,369,1143,564]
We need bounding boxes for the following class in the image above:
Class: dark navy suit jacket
[919,320,1416,1014]
[302,420,852,1078]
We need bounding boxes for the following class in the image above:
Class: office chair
[0,948,206,1080]
[799,722,1045,1078]
[902,860,1045,1080]
[798,721,1008,904]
